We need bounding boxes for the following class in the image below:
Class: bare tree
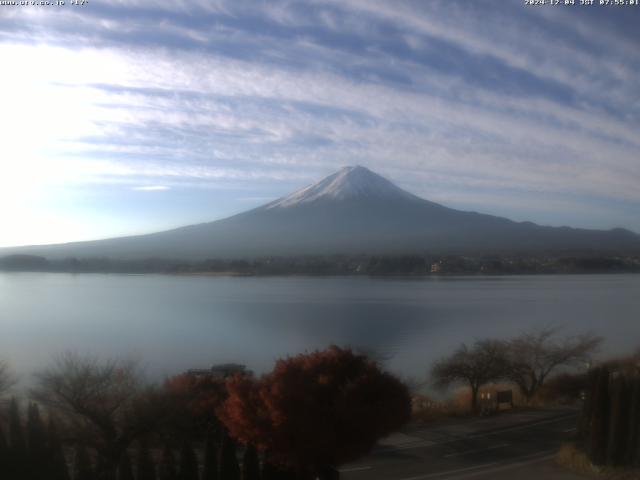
[32,353,165,480]
[0,359,16,396]
[431,340,509,412]
[505,328,602,403]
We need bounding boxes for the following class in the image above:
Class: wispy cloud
[132,185,171,191]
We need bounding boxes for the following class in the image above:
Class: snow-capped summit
[265,165,417,209]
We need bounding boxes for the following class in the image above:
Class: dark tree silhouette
[242,445,260,480]
[136,439,156,480]
[431,340,509,412]
[28,403,47,455]
[0,421,7,451]
[589,366,610,464]
[261,457,295,480]
[96,455,107,480]
[27,403,48,479]
[178,439,198,480]
[117,453,135,480]
[537,372,588,404]
[74,445,95,480]
[158,445,178,480]
[220,433,240,480]
[605,375,630,466]
[626,376,640,466]
[580,364,640,467]
[505,329,601,402]
[260,460,277,480]
[220,346,411,478]
[202,430,219,480]
[47,417,71,480]
[8,397,27,479]
[0,422,10,479]
[164,371,228,437]
[9,398,26,456]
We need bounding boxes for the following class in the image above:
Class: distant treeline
[1,253,639,275]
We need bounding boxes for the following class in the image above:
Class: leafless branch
[505,328,602,401]
[30,352,158,476]
[430,339,510,411]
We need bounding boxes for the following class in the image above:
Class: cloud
[132,185,171,191]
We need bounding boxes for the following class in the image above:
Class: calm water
[1,273,639,382]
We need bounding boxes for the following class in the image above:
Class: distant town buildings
[187,363,249,379]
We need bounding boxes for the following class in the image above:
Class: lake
[1,273,639,384]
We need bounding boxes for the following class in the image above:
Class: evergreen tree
[588,366,610,465]
[578,368,599,447]
[0,422,10,480]
[202,430,219,480]
[0,421,8,452]
[95,452,119,480]
[158,445,178,480]
[117,453,135,480]
[28,403,48,478]
[95,454,107,480]
[260,460,276,480]
[74,444,95,480]
[8,397,27,479]
[242,445,260,480]
[9,397,26,454]
[626,377,640,466]
[136,439,156,480]
[316,465,339,480]
[260,458,294,480]
[47,417,71,480]
[606,376,630,466]
[219,433,240,480]
[178,439,198,480]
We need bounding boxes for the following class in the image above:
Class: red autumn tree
[219,346,411,478]
[164,372,228,435]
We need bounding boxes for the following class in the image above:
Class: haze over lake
[1,273,638,383]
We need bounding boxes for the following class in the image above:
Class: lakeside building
[187,363,249,379]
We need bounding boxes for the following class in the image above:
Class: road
[340,408,587,480]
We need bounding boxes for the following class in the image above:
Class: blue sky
[1,0,639,246]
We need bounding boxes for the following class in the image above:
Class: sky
[1,0,639,247]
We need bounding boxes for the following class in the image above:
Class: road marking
[385,440,437,452]
[395,451,555,480]
[443,452,556,480]
[383,414,577,453]
[443,443,509,458]
[396,462,501,480]
[339,465,372,473]
[563,427,577,433]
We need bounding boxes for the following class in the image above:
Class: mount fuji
[3,166,639,259]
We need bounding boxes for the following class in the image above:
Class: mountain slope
[3,166,639,259]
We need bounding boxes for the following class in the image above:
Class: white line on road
[443,452,556,480]
[384,414,577,453]
[443,443,509,458]
[396,462,501,480]
[396,451,555,480]
[563,427,577,433]
[338,466,372,473]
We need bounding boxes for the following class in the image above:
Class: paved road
[340,408,587,480]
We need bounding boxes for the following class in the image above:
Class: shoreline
[1,269,639,278]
